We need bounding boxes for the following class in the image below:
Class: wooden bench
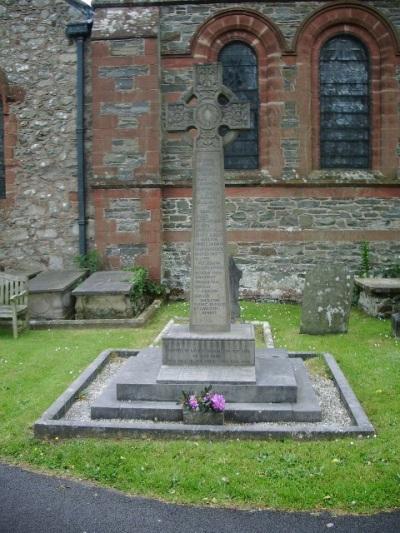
[0,273,29,338]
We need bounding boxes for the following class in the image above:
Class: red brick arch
[191,9,286,175]
[294,2,400,176]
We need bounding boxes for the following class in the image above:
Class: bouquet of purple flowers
[181,385,225,413]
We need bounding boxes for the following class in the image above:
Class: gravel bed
[64,357,125,421]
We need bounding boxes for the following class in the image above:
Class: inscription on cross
[166,64,250,333]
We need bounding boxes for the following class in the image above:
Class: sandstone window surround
[191,8,285,178]
[295,1,400,178]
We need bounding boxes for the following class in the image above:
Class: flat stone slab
[110,347,297,404]
[72,271,137,319]
[72,271,133,296]
[355,277,400,294]
[28,270,87,320]
[29,271,85,293]
[162,322,255,366]
[6,269,41,280]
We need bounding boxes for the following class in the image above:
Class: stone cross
[167,64,250,334]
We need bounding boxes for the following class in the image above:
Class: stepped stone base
[91,348,322,423]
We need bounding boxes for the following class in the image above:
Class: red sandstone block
[91,41,109,56]
[136,76,159,90]
[144,37,158,55]
[161,57,190,69]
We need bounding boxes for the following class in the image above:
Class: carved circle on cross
[195,102,221,130]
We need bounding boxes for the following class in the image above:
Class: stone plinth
[159,322,256,383]
[355,277,400,318]
[162,323,255,366]
[114,348,297,404]
[72,271,136,319]
[28,270,86,319]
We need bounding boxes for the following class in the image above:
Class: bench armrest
[10,290,28,304]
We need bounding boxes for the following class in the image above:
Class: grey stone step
[91,356,321,423]
[114,348,297,403]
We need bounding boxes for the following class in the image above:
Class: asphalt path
[0,463,399,533]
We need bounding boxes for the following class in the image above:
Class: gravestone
[229,256,242,322]
[300,264,353,334]
[392,312,400,338]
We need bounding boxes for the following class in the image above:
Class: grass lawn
[0,301,399,513]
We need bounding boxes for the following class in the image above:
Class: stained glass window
[219,42,259,170]
[320,35,370,169]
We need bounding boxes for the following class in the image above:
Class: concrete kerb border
[34,349,375,440]
[29,299,162,329]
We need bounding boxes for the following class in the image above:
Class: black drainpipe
[66,22,91,256]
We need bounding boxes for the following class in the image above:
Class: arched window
[0,97,5,197]
[320,35,370,169]
[219,42,259,170]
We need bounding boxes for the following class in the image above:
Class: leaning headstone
[229,256,242,322]
[392,312,400,338]
[300,264,354,334]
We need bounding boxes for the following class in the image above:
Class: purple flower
[187,394,199,410]
[210,393,225,412]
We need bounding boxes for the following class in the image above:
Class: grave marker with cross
[166,63,250,334]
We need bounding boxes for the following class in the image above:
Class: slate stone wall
[0,0,85,271]
[163,240,400,302]
[163,196,400,231]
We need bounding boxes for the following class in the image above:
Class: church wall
[162,187,400,299]
[0,0,87,271]
[2,1,396,299]
[87,1,400,298]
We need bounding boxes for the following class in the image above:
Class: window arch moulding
[190,9,286,178]
[294,2,400,180]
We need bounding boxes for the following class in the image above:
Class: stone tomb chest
[28,271,87,320]
[355,277,400,318]
[72,271,137,319]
